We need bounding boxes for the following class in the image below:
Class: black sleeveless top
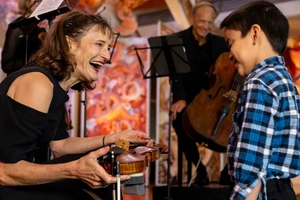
[0,64,69,163]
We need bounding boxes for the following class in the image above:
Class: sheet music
[29,0,64,19]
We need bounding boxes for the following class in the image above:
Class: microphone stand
[81,32,119,136]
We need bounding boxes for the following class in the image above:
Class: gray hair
[192,1,218,17]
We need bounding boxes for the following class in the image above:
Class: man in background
[171,1,229,187]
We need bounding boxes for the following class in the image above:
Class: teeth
[90,61,102,65]
[90,61,102,69]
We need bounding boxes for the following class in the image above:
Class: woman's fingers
[92,146,110,158]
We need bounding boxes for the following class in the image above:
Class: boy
[220,1,300,199]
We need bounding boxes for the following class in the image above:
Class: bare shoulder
[8,72,54,113]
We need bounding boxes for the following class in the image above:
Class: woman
[0,11,149,200]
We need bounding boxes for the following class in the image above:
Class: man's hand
[171,100,187,120]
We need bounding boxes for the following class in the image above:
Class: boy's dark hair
[220,1,289,55]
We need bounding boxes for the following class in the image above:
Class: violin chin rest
[122,173,144,185]
[129,172,144,177]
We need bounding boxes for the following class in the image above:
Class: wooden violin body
[98,140,167,175]
[182,52,244,152]
[134,146,160,165]
[99,150,147,175]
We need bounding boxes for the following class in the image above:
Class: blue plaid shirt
[227,56,300,200]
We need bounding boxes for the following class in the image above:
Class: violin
[98,139,168,175]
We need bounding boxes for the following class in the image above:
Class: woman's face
[70,25,111,82]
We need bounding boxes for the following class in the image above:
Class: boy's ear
[251,24,261,45]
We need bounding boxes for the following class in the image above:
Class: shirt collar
[249,56,285,78]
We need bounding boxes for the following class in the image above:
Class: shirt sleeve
[231,78,278,199]
[171,75,186,103]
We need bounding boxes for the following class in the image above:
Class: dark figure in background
[171,1,228,187]
[221,1,300,199]
[1,0,46,75]
[0,11,150,200]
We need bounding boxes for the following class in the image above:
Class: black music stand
[9,0,78,65]
[137,34,190,79]
[9,0,78,29]
[134,33,190,200]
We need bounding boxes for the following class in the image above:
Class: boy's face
[224,28,257,76]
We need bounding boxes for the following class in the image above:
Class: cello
[182,52,245,152]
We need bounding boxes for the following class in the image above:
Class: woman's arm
[0,160,71,186]
[0,147,130,187]
[50,129,149,157]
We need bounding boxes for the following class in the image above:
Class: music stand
[9,0,78,29]
[134,33,190,200]
[137,34,190,79]
[8,0,78,65]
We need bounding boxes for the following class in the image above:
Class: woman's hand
[69,146,130,188]
[114,129,149,144]
[146,139,154,147]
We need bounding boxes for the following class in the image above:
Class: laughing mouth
[90,61,104,71]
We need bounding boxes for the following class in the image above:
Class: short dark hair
[31,11,113,91]
[220,1,289,55]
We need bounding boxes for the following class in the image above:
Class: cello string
[225,72,239,106]
[225,71,244,107]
